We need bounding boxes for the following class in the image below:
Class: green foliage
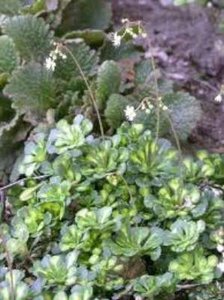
[164,91,202,141]
[109,226,163,259]
[54,41,99,82]
[164,219,205,252]
[0,35,19,77]
[96,60,121,109]
[58,0,112,34]
[0,1,222,300]
[1,118,224,299]
[3,62,56,115]
[133,272,176,298]
[169,248,218,283]
[104,94,129,128]
[3,15,53,61]
[0,0,25,15]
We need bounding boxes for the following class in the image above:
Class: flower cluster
[44,42,67,71]
[110,19,147,47]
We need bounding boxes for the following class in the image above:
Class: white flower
[217,244,224,253]
[214,94,222,103]
[217,261,224,272]
[112,32,122,47]
[124,106,136,121]
[45,57,56,71]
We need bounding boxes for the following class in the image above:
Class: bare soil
[112,0,224,151]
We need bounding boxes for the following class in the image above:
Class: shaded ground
[112,0,224,151]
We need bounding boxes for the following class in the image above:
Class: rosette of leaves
[3,62,56,116]
[47,115,93,154]
[0,35,19,84]
[58,0,112,35]
[19,132,47,176]
[3,15,53,61]
[16,206,52,237]
[96,60,121,110]
[64,207,119,253]
[108,226,163,260]
[169,248,218,283]
[33,250,79,286]
[36,177,71,219]
[128,130,177,178]
[152,179,201,219]
[164,219,205,252]
[80,139,129,178]
[0,269,31,300]
[133,273,176,298]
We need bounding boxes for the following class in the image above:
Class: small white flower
[217,261,224,272]
[45,57,56,71]
[124,106,136,121]
[214,94,222,103]
[112,32,122,47]
[217,244,224,253]
[141,32,147,38]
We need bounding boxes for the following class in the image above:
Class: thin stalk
[61,44,105,138]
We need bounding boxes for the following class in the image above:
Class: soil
[112,0,224,151]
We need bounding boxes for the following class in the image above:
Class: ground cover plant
[0,0,224,299]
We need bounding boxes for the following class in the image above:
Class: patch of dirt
[112,0,224,151]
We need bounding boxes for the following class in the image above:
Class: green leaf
[133,273,175,297]
[96,61,121,109]
[63,30,106,47]
[47,116,92,154]
[59,225,84,251]
[163,92,202,141]
[169,248,218,283]
[33,251,78,286]
[0,35,19,76]
[104,94,129,129]
[58,0,112,34]
[70,285,93,300]
[3,15,53,61]
[109,226,163,259]
[54,40,99,82]
[164,219,205,252]
[3,62,56,115]
[0,0,24,15]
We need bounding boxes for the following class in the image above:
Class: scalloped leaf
[163,92,202,141]
[58,0,112,35]
[54,40,99,82]
[3,62,56,115]
[100,40,143,62]
[104,94,129,129]
[0,0,25,15]
[96,60,121,110]
[3,15,53,61]
[0,35,19,76]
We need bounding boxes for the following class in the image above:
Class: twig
[0,175,50,192]
[177,283,205,290]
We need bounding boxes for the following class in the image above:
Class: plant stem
[61,44,105,138]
